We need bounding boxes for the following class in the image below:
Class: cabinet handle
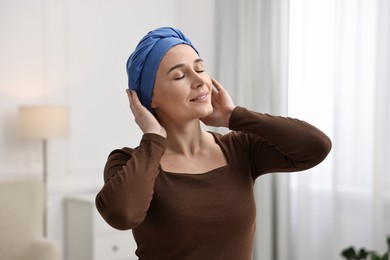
[112,245,119,252]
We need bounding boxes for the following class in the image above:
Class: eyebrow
[166,58,204,75]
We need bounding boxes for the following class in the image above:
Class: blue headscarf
[126,27,199,114]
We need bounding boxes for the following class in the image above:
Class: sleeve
[95,133,168,230]
[229,107,332,177]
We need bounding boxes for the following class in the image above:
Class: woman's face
[151,44,213,123]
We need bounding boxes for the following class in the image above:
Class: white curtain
[216,0,390,259]
[215,0,290,259]
[288,0,390,259]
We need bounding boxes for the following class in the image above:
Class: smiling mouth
[190,93,208,102]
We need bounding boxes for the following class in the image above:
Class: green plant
[341,236,390,260]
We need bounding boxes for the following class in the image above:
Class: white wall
[0,0,216,259]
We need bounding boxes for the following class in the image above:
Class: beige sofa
[0,177,59,260]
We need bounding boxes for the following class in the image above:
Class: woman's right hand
[126,89,167,138]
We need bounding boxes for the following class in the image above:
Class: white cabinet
[65,194,138,260]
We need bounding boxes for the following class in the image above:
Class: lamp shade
[18,105,70,139]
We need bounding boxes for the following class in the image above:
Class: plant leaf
[342,247,357,259]
[371,252,389,260]
[357,248,370,259]
[387,236,390,251]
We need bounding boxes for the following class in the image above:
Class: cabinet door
[66,195,138,260]
[94,210,137,259]
[94,232,137,260]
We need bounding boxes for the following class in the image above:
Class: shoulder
[210,130,256,151]
[108,133,168,158]
[106,147,134,162]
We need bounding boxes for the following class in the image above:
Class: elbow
[317,134,332,161]
[293,135,332,171]
[305,135,332,169]
[95,194,145,230]
[108,216,144,231]
[104,211,145,231]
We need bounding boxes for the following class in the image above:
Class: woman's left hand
[201,78,236,127]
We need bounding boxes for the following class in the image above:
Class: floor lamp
[18,105,70,236]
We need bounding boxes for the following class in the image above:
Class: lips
[190,92,208,102]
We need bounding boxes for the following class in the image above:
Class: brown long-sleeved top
[96,107,332,260]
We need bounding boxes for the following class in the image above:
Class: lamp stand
[42,139,48,237]
[18,105,70,237]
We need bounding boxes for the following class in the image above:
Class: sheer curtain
[216,0,390,259]
[288,0,390,259]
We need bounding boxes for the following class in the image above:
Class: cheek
[202,74,213,90]
[151,83,188,109]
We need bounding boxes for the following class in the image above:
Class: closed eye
[174,69,204,80]
[174,75,185,80]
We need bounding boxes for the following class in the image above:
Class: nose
[190,71,206,89]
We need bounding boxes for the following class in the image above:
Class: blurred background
[0,0,389,259]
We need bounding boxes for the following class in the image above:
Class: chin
[198,105,213,118]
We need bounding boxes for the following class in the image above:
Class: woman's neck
[163,120,208,157]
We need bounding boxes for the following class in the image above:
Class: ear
[151,97,157,109]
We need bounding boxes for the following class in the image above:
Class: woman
[96,27,332,260]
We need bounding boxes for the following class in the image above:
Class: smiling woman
[95,26,332,260]
[151,44,214,123]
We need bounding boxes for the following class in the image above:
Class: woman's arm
[95,89,168,230]
[202,78,331,175]
[229,107,332,176]
[95,133,167,230]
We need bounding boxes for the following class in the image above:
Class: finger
[126,89,133,108]
[126,89,131,101]
[211,85,218,96]
[129,90,152,120]
[211,78,224,92]
[128,90,141,114]
[129,90,143,108]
